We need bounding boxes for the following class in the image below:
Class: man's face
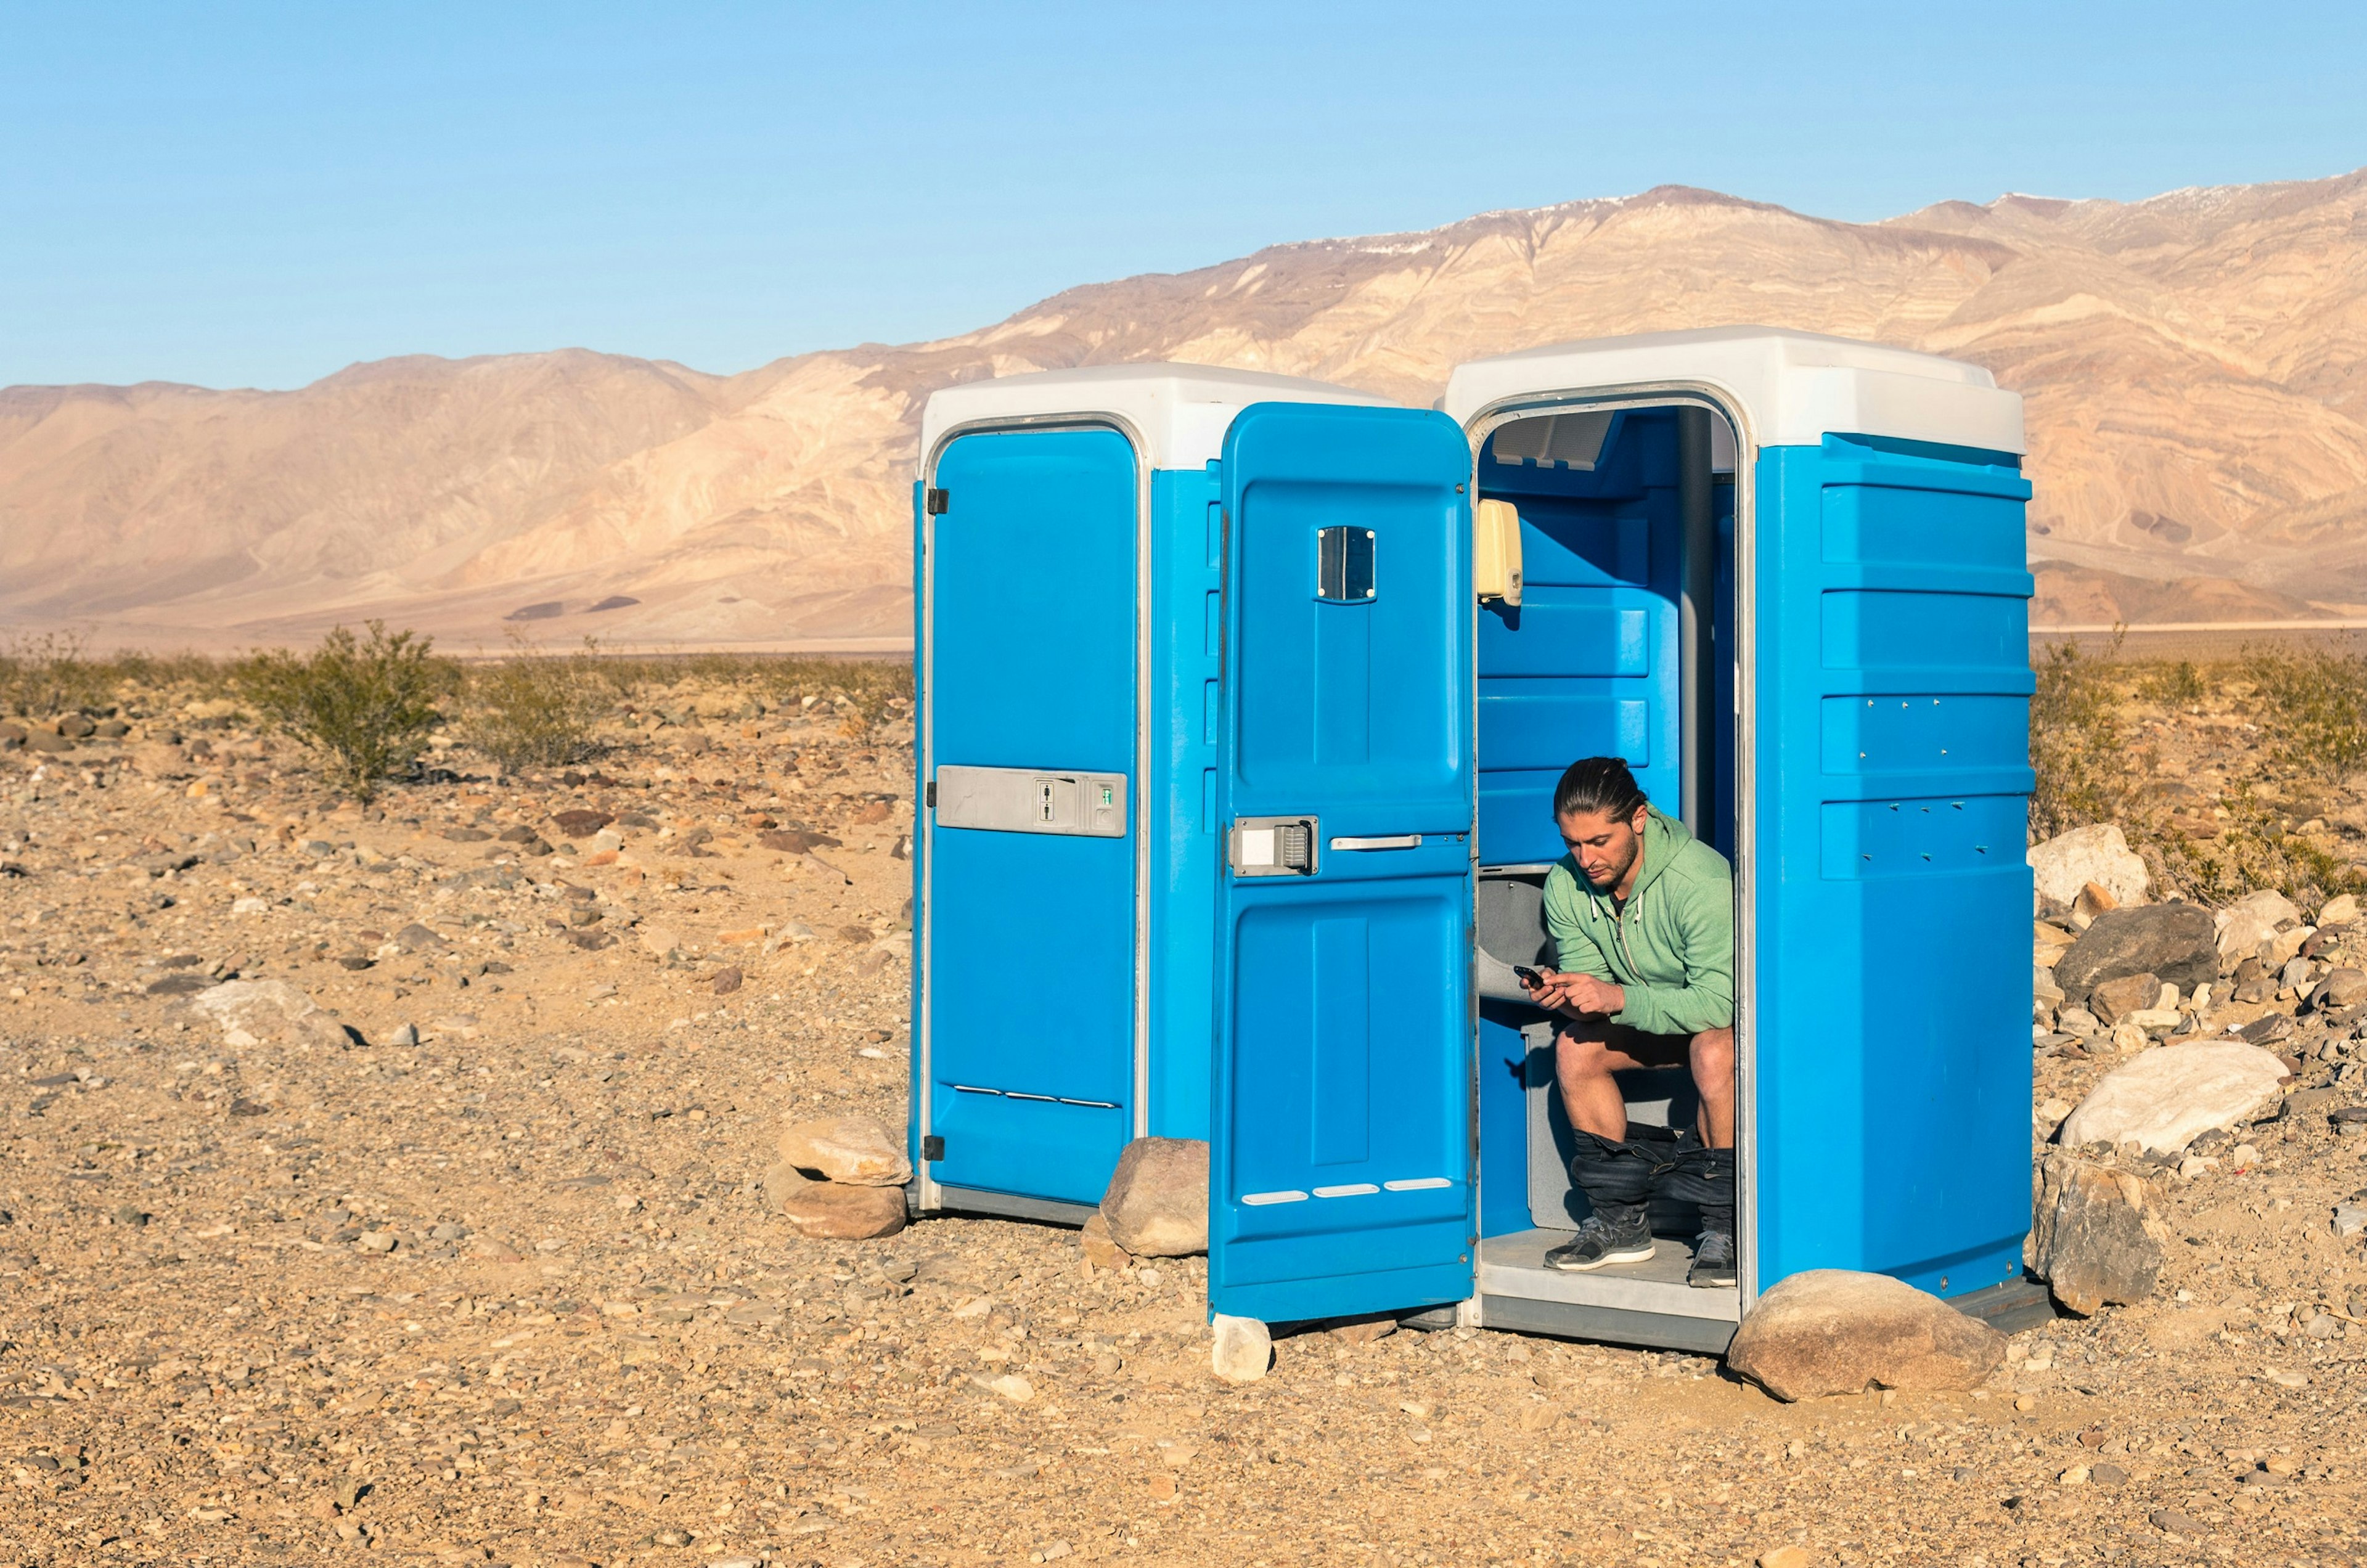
[1557,804,1648,891]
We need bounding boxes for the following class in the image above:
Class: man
[1520,756,1737,1288]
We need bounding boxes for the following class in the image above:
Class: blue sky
[5,1,2363,390]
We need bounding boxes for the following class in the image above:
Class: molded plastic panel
[1754,434,2035,1299]
[1476,411,1688,866]
[1211,402,1476,1324]
[920,427,1138,1205]
[1146,467,1225,1142]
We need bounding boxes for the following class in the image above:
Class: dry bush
[235,623,454,801]
[2028,639,2142,841]
[458,637,610,770]
[0,631,115,717]
[2241,646,2367,782]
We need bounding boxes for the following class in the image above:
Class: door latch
[1229,815,1318,876]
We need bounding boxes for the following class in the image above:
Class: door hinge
[925,781,936,807]
[925,487,950,515]
[921,1135,944,1161]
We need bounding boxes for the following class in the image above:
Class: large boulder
[2053,904,2217,1001]
[1725,1270,2005,1402]
[2056,1040,2290,1154]
[762,1164,908,1239]
[2215,889,2300,965]
[778,1115,912,1186]
[2029,825,2149,910]
[2026,1153,2168,1316]
[1099,1137,1209,1257]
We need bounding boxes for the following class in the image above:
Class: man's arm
[1609,876,1735,1035]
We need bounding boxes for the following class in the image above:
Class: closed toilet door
[1209,401,1477,1325]
[920,426,1138,1206]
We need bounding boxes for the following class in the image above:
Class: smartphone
[1512,965,1544,989]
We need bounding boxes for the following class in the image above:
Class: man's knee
[1556,1027,1622,1080]
[1690,1026,1735,1087]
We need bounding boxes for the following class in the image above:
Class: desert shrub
[2028,639,2143,841]
[0,631,115,717]
[2138,659,2209,707]
[234,622,452,801]
[459,638,610,770]
[2147,787,2367,912]
[2241,647,2367,782]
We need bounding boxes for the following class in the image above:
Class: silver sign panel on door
[934,764,1127,838]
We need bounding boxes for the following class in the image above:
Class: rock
[1211,1314,1272,1385]
[550,810,613,838]
[2056,1041,2291,1154]
[762,1164,907,1239]
[1757,1550,1813,1568]
[2026,1153,2168,1315]
[2307,966,2367,1011]
[2054,904,2217,1001]
[2217,890,2302,964]
[978,1372,1034,1403]
[638,925,682,958]
[1098,1137,1210,1257]
[386,1022,421,1048]
[2029,825,2149,910]
[777,1116,912,1186]
[356,1230,397,1254]
[2238,1012,2294,1045]
[2334,1204,2366,1239]
[1079,1212,1133,1272]
[2087,973,2161,1027]
[190,978,329,1047]
[1724,1269,2005,1401]
[2321,894,2361,926]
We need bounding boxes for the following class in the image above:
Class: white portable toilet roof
[921,362,1392,472]
[1444,326,2025,455]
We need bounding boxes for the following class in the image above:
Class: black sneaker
[1686,1228,1738,1288]
[1543,1212,1655,1272]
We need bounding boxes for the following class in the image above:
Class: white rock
[190,978,325,1047]
[2321,894,2360,926]
[979,1373,1034,1403]
[2216,890,2300,962]
[777,1115,912,1186]
[2057,1042,2291,1154]
[1211,1313,1272,1385]
[2334,1204,2367,1239]
[2029,825,2148,910]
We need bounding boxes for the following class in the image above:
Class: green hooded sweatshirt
[1540,805,1735,1037]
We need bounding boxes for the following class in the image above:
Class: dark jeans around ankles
[1569,1123,1735,1233]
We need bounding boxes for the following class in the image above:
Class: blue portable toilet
[907,364,1406,1222]
[912,329,2035,1355]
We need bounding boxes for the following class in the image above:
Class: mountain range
[9,170,2367,650]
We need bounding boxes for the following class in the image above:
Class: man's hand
[1524,966,1624,1019]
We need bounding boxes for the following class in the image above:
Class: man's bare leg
[1554,1021,1652,1141]
[1690,1026,1736,1149]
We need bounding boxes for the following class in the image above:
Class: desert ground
[0,664,2362,1568]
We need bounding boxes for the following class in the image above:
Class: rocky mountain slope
[9,172,2367,648]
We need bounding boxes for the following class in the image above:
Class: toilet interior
[1470,400,1744,1335]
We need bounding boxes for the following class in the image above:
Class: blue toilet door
[922,427,1139,1206]
[1208,402,1477,1325]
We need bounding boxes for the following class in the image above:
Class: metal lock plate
[933,764,1127,838]
[1228,815,1318,876]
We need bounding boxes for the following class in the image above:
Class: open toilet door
[1208,402,1476,1325]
